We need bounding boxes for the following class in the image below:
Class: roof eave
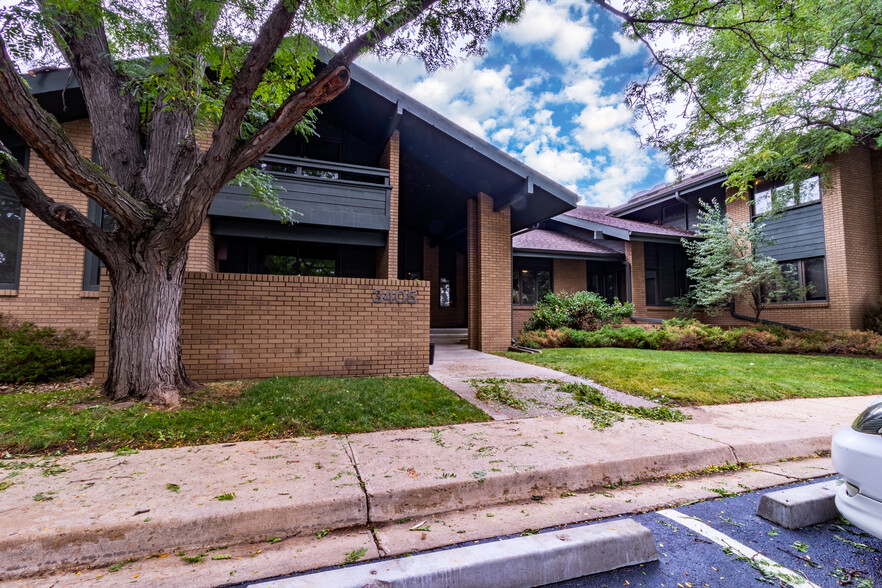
[512,247,623,261]
[611,173,727,217]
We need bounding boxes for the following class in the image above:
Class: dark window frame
[752,175,822,217]
[512,258,552,306]
[0,144,28,290]
[661,202,686,222]
[770,256,828,303]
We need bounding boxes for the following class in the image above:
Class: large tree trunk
[103,245,196,405]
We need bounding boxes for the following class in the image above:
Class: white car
[832,399,882,539]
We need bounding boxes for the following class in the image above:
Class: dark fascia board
[553,214,631,241]
[611,173,727,217]
[629,232,691,244]
[342,59,579,210]
[21,68,80,94]
[512,247,623,261]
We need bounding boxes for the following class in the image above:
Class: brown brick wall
[0,119,100,336]
[377,131,400,279]
[553,258,586,294]
[468,193,511,351]
[94,273,429,384]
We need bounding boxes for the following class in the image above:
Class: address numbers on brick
[372,289,418,304]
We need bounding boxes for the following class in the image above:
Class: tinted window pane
[537,270,551,302]
[645,270,658,306]
[440,277,451,307]
[804,257,827,301]
[778,262,802,302]
[520,270,537,305]
[0,186,22,287]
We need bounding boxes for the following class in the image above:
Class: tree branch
[0,33,153,233]
[0,140,114,262]
[35,0,146,193]
[228,0,439,176]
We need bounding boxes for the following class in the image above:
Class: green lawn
[501,348,882,406]
[0,376,488,456]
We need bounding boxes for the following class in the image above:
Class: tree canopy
[594,0,882,192]
[0,0,524,403]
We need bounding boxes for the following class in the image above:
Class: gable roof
[512,228,622,259]
[556,206,694,242]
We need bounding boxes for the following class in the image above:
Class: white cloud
[357,0,672,208]
[500,0,595,63]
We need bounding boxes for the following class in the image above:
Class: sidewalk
[429,344,657,419]
[1,393,875,584]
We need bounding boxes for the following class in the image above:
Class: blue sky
[361,0,676,207]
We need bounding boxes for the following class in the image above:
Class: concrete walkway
[1,394,876,585]
[429,344,656,419]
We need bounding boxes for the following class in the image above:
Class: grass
[0,376,488,456]
[501,348,882,406]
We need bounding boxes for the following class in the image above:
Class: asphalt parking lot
[236,476,880,588]
[552,476,880,587]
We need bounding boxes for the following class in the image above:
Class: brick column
[724,192,755,319]
[467,193,511,352]
[377,130,400,279]
[186,219,216,272]
[625,241,646,315]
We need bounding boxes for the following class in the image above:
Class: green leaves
[617,0,882,188]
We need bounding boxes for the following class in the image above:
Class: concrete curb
[757,480,841,529]
[247,519,658,588]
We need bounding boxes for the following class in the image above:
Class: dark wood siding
[756,202,826,261]
[210,157,391,231]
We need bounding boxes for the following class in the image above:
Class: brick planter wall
[94,273,430,384]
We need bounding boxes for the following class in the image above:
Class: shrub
[865,297,882,335]
[515,317,882,357]
[524,291,634,332]
[0,314,95,384]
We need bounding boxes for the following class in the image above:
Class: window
[0,144,27,290]
[643,242,689,306]
[662,203,686,222]
[645,269,658,306]
[512,258,552,305]
[83,200,118,291]
[773,257,828,302]
[439,246,457,308]
[261,243,336,276]
[754,176,820,216]
[0,185,24,289]
[587,268,623,303]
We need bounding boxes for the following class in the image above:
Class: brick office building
[0,63,577,381]
[511,153,882,333]
[3,64,881,383]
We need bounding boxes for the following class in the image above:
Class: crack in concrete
[748,467,803,481]
[683,430,742,464]
[343,437,386,557]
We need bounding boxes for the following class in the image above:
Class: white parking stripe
[658,508,822,588]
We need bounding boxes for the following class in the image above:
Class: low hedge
[0,315,95,384]
[516,319,882,357]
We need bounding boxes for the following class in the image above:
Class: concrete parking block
[757,480,841,529]
[249,519,658,588]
